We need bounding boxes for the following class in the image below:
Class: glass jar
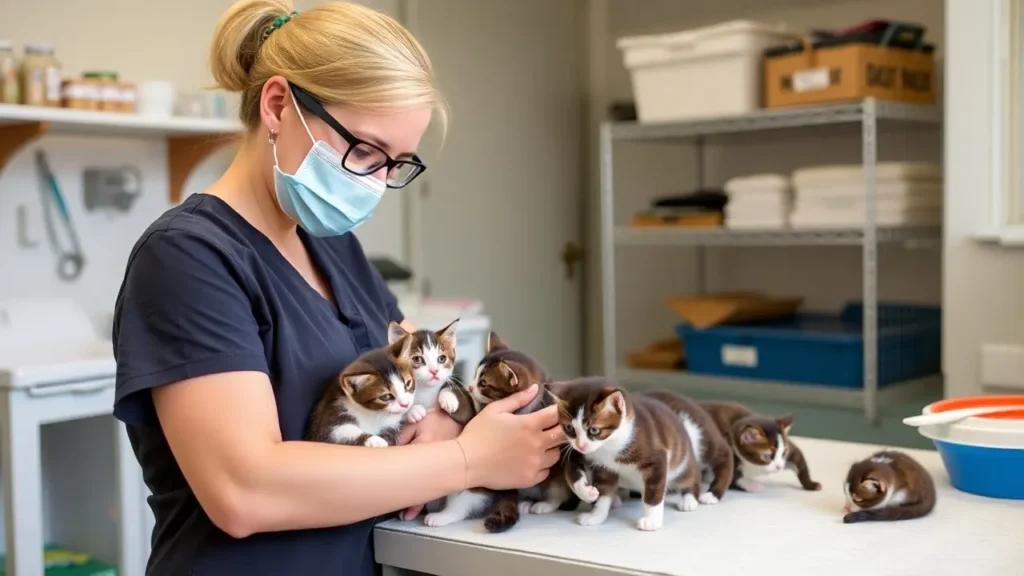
[0,40,17,104]
[62,79,99,110]
[21,43,61,107]
[84,71,119,112]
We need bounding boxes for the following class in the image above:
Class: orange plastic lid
[928,395,1024,420]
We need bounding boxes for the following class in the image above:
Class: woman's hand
[397,410,464,520]
[456,384,563,490]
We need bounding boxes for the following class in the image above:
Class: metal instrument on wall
[35,150,85,282]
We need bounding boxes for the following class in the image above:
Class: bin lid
[617,19,794,50]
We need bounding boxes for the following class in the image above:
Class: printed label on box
[721,344,758,368]
[792,68,831,93]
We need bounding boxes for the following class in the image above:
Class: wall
[944,0,1024,397]
[585,0,946,373]
[0,0,406,333]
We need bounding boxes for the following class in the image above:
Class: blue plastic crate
[676,303,941,389]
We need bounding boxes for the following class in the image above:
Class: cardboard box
[666,292,803,329]
[764,29,935,108]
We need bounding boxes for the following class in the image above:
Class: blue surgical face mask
[272,90,385,237]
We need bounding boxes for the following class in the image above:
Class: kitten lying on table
[422,332,575,532]
[700,401,821,492]
[305,333,416,447]
[553,378,702,531]
[843,450,936,523]
[386,319,471,424]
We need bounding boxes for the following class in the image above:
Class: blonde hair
[209,0,447,134]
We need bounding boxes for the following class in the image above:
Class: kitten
[306,335,415,447]
[386,319,467,424]
[843,450,936,523]
[700,401,821,492]
[423,332,575,532]
[641,390,734,505]
[552,378,702,531]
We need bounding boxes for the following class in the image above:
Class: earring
[268,130,278,145]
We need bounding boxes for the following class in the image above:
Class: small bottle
[0,40,18,104]
[21,43,61,107]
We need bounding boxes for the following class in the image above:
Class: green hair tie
[261,11,299,44]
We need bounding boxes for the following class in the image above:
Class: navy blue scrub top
[112,194,403,576]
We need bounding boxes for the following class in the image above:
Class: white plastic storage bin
[617,20,800,123]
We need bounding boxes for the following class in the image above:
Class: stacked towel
[790,162,942,228]
[723,174,793,229]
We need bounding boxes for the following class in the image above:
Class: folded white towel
[790,206,941,228]
[726,203,790,220]
[724,173,791,195]
[796,181,942,202]
[796,193,942,213]
[792,162,942,189]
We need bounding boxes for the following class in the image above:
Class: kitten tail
[843,500,933,524]
[483,491,520,533]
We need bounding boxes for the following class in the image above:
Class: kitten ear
[487,331,509,354]
[860,478,884,495]
[438,318,460,348]
[498,361,519,387]
[342,373,372,396]
[387,321,409,345]
[388,334,413,359]
[776,414,794,435]
[599,388,626,415]
[740,426,765,445]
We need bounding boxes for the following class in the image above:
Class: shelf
[609,99,942,142]
[0,104,244,204]
[615,225,942,247]
[616,367,942,411]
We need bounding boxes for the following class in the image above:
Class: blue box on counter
[676,303,941,388]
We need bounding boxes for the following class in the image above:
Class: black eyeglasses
[290,84,427,188]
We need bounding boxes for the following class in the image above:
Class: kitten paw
[610,493,623,508]
[438,390,459,414]
[637,515,663,531]
[735,478,764,493]
[530,501,559,515]
[804,481,823,491]
[363,435,388,448]
[518,501,534,515]
[571,478,599,503]
[424,513,457,527]
[576,511,608,526]
[698,493,720,506]
[676,493,699,512]
[406,404,428,423]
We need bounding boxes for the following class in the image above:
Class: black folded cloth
[651,189,728,211]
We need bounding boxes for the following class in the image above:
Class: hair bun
[209,0,295,92]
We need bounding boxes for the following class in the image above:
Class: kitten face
[468,331,547,406]
[550,380,628,456]
[340,336,416,415]
[732,414,793,472]
[388,319,458,388]
[844,460,895,511]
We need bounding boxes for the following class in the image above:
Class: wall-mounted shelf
[615,225,942,247]
[0,104,244,204]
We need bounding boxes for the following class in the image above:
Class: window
[988,0,1024,243]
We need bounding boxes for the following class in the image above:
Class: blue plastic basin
[932,440,1024,500]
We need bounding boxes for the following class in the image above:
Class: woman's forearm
[228,438,467,536]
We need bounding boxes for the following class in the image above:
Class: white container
[136,80,176,117]
[617,20,800,123]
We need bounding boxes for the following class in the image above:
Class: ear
[776,414,794,435]
[740,426,765,445]
[860,478,884,495]
[341,373,372,396]
[438,318,460,348]
[599,389,627,415]
[387,321,409,345]
[498,361,519,387]
[388,334,413,358]
[487,331,509,354]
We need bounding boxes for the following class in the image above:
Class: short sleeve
[113,230,269,426]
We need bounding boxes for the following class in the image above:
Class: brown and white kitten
[386,319,468,423]
[843,450,936,523]
[423,332,574,532]
[552,378,702,531]
[306,335,415,447]
[641,390,735,505]
[700,401,821,492]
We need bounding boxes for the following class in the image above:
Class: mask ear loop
[288,87,316,144]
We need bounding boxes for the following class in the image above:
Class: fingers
[542,446,560,468]
[397,422,419,446]
[402,504,423,521]
[543,424,565,449]
[484,383,539,414]
[524,404,559,430]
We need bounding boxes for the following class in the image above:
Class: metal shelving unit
[600,98,943,423]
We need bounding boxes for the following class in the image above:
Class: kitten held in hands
[387,319,471,424]
[305,335,415,447]
[843,450,936,523]
[553,378,703,532]
[700,401,821,493]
